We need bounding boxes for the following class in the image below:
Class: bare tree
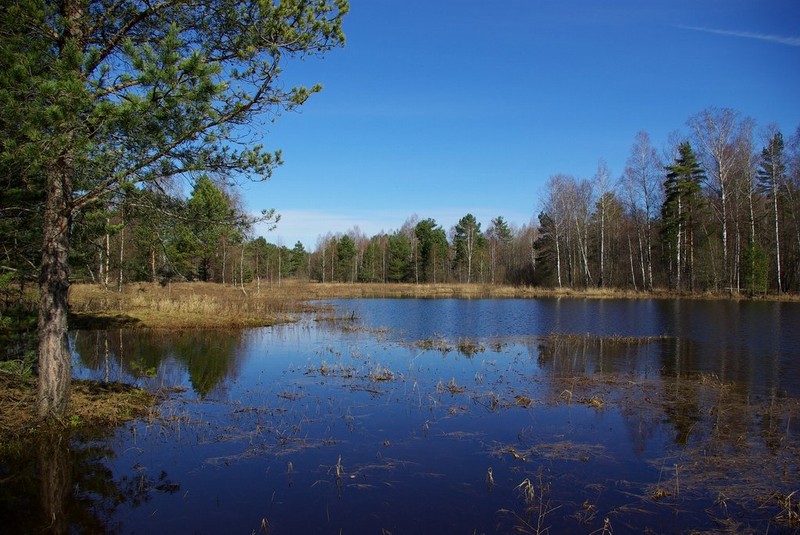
[541,175,572,288]
[568,178,595,287]
[623,131,662,290]
[593,160,612,288]
[688,107,741,292]
[757,125,787,293]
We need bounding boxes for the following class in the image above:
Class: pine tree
[0,0,348,418]
[662,142,706,290]
[414,218,448,283]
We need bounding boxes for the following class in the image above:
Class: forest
[5,107,797,295]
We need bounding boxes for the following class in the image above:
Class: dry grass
[0,373,156,445]
[69,281,317,329]
[68,280,800,329]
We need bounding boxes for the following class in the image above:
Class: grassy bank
[70,281,659,329]
[68,280,799,329]
[0,373,157,447]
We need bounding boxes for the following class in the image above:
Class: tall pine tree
[662,142,706,290]
[0,0,348,418]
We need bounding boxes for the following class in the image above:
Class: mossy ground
[0,373,156,447]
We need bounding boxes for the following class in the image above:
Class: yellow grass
[0,374,156,445]
[68,280,800,330]
[69,281,316,329]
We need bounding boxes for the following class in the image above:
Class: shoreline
[67,280,800,330]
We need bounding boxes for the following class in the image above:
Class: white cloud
[679,25,800,47]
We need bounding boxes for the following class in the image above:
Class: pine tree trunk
[118,207,125,292]
[103,219,110,288]
[38,433,71,532]
[37,162,73,419]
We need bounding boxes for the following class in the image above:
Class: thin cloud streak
[679,25,800,47]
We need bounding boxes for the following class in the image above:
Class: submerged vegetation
[2,285,799,532]
[66,280,800,331]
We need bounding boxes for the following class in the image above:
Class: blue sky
[243,0,800,249]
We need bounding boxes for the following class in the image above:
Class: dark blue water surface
[335,297,800,397]
[2,298,798,534]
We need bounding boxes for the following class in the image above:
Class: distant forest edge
[3,107,800,295]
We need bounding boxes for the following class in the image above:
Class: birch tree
[688,107,741,292]
[757,128,787,293]
[623,131,662,290]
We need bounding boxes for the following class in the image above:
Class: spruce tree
[662,142,706,290]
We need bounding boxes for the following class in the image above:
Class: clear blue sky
[242,0,800,250]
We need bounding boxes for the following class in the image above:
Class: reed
[69,281,315,329]
[69,280,800,330]
[0,374,156,443]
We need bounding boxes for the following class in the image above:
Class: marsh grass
[69,281,316,329]
[0,373,156,445]
[456,338,485,357]
[70,280,800,331]
[499,472,560,534]
[414,335,453,353]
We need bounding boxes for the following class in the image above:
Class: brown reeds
[68,280,800,330]
[0,373,156,444]
[69,281,315,329]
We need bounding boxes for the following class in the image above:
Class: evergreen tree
[0,0,348,418]
[387,232,412,282]
[486,216,513,284]
[414,218,448,283]
[186,176,234,281]
[289,241,308,278]
[662,142,706,290]
[336,234,357,282]
[742,242,769,296]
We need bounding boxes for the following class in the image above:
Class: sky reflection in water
[52,299,800,533]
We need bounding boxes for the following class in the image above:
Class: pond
[2,298,799,534]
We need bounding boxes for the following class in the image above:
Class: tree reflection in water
[35,311,800,533]
[1,428,179,533]
[73,329,245,397]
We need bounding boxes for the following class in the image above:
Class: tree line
[537,108,800,294]
[5,107,798,297]
[309,108,800,294]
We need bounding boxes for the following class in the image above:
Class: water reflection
[0,429,180,533]
[338,298,800,397]
[72,329,248,398]
[3,298,797,534]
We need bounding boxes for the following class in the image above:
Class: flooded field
[2,298,799,534]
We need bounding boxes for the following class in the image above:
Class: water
[2,298,799,534]
[335,297,800,397]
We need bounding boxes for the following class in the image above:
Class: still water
[3,298,799,534]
